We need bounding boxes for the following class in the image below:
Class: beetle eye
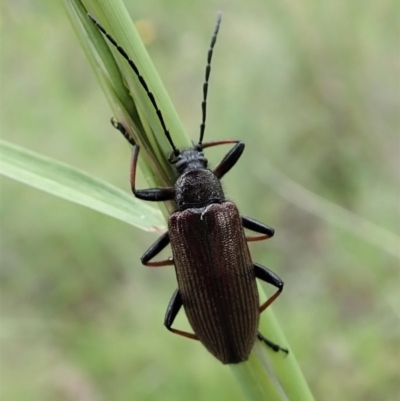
[175,157,187,170]
[169,151,181,164]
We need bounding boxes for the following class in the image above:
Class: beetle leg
[111,118,136,146]
[255,265,288,354]
[257,332,288,354]
[209,141,245,179]
[128,145,175,201]
[200,139,245,179]
[164,289,198,340]
[242,216,274,242]
[201,139,241,149]
[111,119,175,202]
[141,232,174,267]
[254,263,284,313]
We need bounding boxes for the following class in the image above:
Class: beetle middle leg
[111,118,175,202]
[164,289,198,340]
[242,216,275,242]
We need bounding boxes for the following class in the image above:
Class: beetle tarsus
[110,117,136,146]
[257,332,289,355]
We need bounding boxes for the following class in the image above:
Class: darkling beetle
[89,12,287,364]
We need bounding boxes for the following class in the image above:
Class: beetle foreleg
[254,263,284,313]
[242,216,274,242]
[164,289,198,340]
[257,332,288,354]
[128,145,175,201]
[203,140,244,179]
[141,232,173,267]
[110,119,175,202]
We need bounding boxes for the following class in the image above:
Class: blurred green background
[1,1,399,400]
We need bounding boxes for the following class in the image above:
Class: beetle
[89,12,287,364]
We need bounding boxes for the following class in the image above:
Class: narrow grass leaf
[0,140,164,232]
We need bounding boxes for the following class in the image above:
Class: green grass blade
[259,160,400,259]
[0,140,164,232]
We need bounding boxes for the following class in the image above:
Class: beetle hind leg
[164,289,198,340]
[254,263,284,313]
[257,332,288,355]
[141,232,174,267]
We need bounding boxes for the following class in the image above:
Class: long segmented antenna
[198,12,222,147]
[88,14,179,155]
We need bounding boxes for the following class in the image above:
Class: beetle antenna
[88,14,179,155]
[198,12,222,147]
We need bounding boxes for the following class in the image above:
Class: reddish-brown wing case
[169,201,259,364]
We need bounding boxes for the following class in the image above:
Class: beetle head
[170,147,208,174]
